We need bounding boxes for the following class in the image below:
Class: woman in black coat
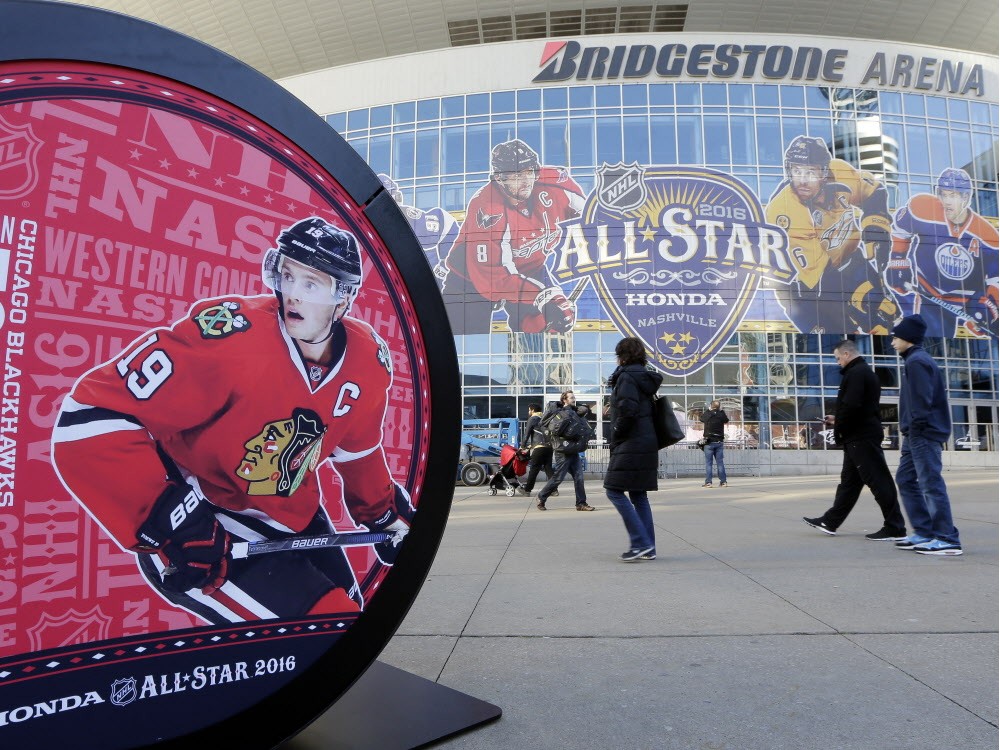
[604,337,664,562]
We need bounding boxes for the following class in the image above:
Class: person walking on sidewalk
[604,337,664,562]
[536,391,594,511]
[518,403,555,496]
[803,339,908,540]
[890,315,963,556]
[701,400,729,487]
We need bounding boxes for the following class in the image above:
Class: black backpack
[548,409,591,454]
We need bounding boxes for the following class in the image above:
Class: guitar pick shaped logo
[551,166,795,376]
[0,114,43,199]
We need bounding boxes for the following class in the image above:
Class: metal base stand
[283,661,502,749]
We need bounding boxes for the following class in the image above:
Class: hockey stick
[160,531,392,580]
[902,282,998,340]
[230,532,392,559]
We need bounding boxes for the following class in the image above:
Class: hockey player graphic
[441,139,584,335]
[886,168,999,338]
[377,172,458,287]
[52,218,414,625]
[766,135,899,334]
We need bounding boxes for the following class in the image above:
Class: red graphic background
[0,62,429,659]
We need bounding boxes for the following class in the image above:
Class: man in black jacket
[518,403,555,496]
[700,401,729,487]
[803,339,907,540]
[536,391,594,511]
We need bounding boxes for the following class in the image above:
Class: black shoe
[536,500,547,510]
[576,503,595,511]
[803,517,837,536]
[639,550,656,560]
[865,526,907,541]
[621,547,654,562]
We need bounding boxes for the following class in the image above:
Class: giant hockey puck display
[0,1,460,747]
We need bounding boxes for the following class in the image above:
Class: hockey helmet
[263,217,363,310]
[936,168,973,196]
[783,136,831,176]
[377,173,404,204]
[491,139,540,176]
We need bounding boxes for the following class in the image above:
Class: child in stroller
[489,444,529,496]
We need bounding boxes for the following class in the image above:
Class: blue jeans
[704,442,726,484]
[606,489,655,552]
[538,452,586,505]
[896,434,960,545]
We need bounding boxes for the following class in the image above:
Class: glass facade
[325,81,999,452]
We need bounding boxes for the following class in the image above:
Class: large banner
[388,136,998,378]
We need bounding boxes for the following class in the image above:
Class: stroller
[489,444,529,496]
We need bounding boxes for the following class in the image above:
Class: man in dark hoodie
[890,314,963,556]
[803,339,907,540]
[604,337,664,562]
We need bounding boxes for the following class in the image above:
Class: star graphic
[641,227,656,242]
[158,158,171,169]
[680,332,695,344]
[239,186,250,196]
[286,202,297,211]
[263,194,274,204]
[187,167,200,178]
[670,342,686,355]
[2,554,14,567]
[213,177,225,187]
[129,148,142,160]
[659,333,676,344]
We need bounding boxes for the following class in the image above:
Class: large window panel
[369,135,391,175]
[677,115,704,165]
[928,126,952,175]
[466,124,490,172]
[949,129,973,171]
[442,127,464,174]
[570,118,596,167]
[650,115,677,164]
[415,129,440,176]
[704,115,731,165]
[904,125,931,175]
[543,118,570,165]
[730,116,756,165]
[756,116,783,166]
[623,116,651,164]
[596,116,624,165]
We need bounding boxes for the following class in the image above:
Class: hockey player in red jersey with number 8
[52,218,414,625]
[441,139,583,336]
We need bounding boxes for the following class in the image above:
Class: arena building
[83,2,1000,469]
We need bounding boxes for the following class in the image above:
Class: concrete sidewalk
[380,470,999,750]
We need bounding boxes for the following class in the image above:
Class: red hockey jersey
[52,295,395,551]
[445,166,584,305]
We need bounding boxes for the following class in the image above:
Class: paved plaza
[377,469,999,750]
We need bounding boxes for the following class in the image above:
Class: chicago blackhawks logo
[236,407,327,496]
[551,166,794,375]
[193,301,251,339]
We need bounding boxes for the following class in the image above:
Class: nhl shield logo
[0,114,43,199]
[110,677,138,707]
[550,167,795,376]
[596,162,647,212]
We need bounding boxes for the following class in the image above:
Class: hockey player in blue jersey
[378,173,458,287]
[886,168,999,338]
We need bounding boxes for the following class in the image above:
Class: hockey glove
[884,255,914,297]
[368,484,414,566]
[137,483,232,594]
[534,287,575,334]
[860,217,891,263]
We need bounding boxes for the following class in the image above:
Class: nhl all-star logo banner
[552,164,795,375]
